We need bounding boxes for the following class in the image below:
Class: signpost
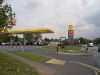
[68,25,73,30]
[68,24,74,45]
[68,30,74,34]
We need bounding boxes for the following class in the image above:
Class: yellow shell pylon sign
[68,24,73,30]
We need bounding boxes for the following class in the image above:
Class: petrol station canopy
[6,28,54,34]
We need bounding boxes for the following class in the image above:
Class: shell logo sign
[68,24,73,30]
[68,24,74,44]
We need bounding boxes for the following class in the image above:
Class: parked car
[15,42,20,46]
[82,44,87,47]
[26,42,33,45]
[1,42,11,46]
[39,42,48,46]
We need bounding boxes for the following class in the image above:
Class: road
[89,46,100,67]
[0,46,99,75]
[21,46,99,75]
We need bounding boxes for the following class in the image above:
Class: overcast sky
[7,0,100,39]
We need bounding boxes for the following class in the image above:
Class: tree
[23,33,42,42]
[78,37,88,44]
[24,33,33,42]
[44,37,50,42]
[74,39,80,44]
[33,33,42,41]
[94,38,100,45]
[0,0,16,34]
[0,33,10,42]
[14,35,19,42]
[0,0,4,4]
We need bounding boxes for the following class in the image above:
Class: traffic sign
[67,24,74,45]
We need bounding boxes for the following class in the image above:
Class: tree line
[0,0,16,34]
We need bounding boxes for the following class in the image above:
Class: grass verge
[11,51,48,62]
[44,44,81,52]
[0,52,40,75]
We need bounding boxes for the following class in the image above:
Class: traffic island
[43,44,81,53]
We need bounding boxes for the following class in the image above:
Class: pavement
[0,46,100,75]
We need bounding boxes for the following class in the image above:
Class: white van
[88,43,94,47]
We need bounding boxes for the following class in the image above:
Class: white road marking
[58,52,88,55]
[94,71,98,75]
[46,58,66,65]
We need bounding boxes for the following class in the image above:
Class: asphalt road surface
[89,46,100,67]
[0,46,99,75]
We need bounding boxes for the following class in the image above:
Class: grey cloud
[53,0,67,8]
[84,9,100,27]
[10,0,100,39]
[23,0,42,9]
[81,0,88,6]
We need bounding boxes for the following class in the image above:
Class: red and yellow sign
[68,30,74,34]
[68,24,73,30]
[68,24,74,39]
[68,24,74,44]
